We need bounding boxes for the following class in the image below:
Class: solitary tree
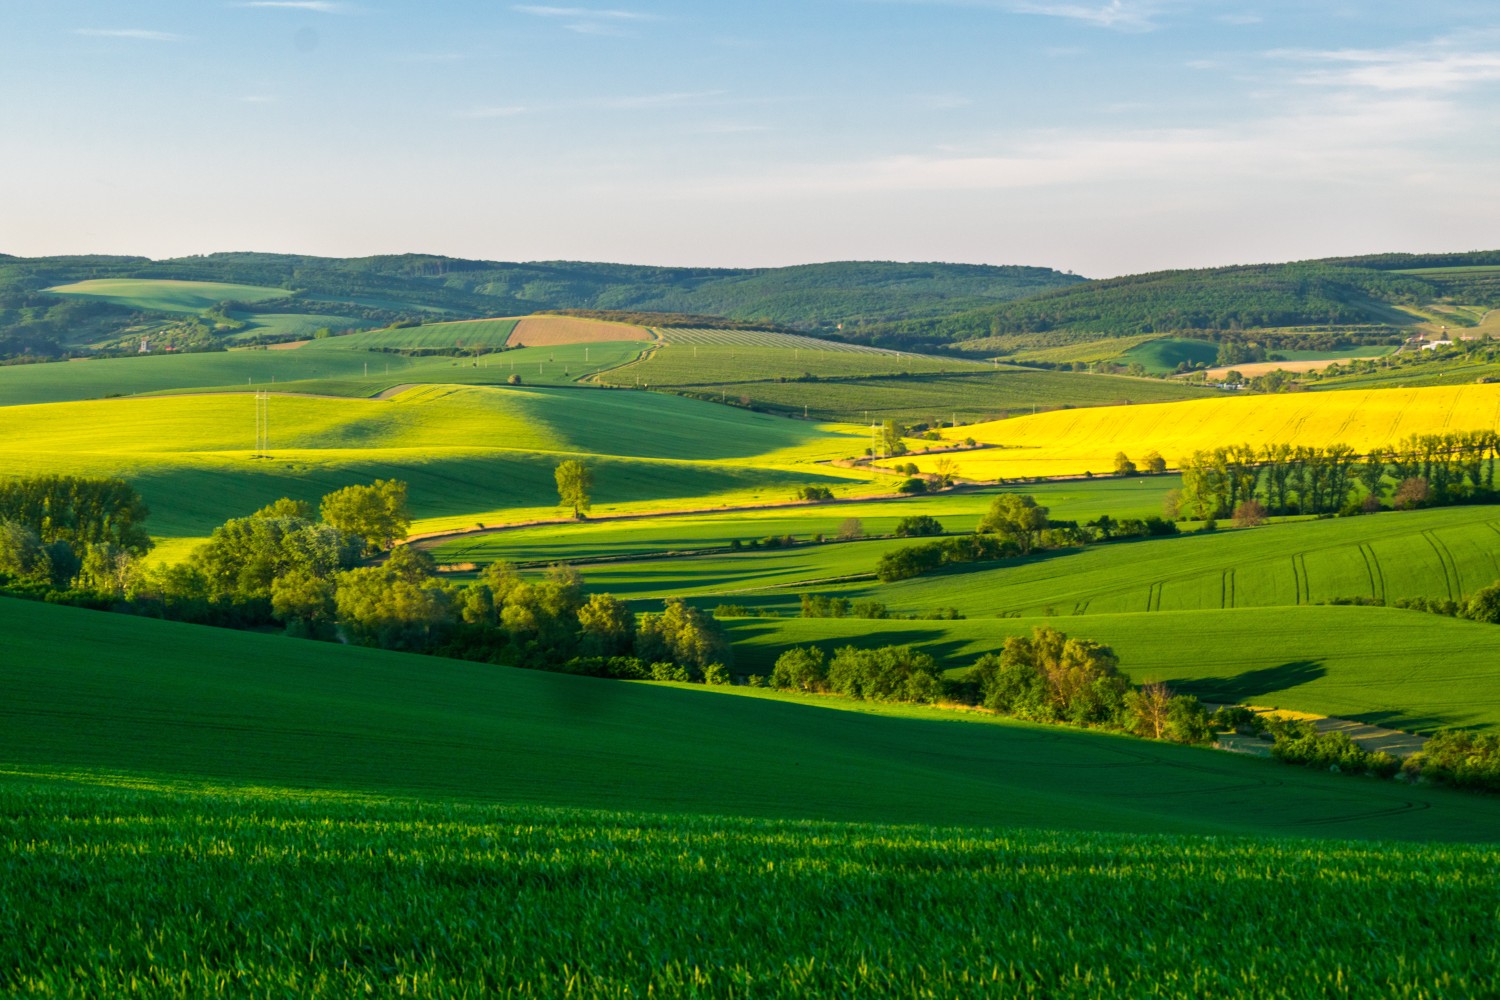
[1113,452,1138,477]
[555,460,594,519]
[320,479,411,555]
[836,517,864,541]
[1142,450,1167,475]
[977,494,1049,554]
[881,420,907,458]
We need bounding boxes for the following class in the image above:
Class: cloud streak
[75,28,184,42]
[512,4,661,35]
[863,0,1164,32]
[240,1,353,11]
[1271,42,1500,92]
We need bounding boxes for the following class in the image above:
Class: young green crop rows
[4,770,1497,999]
[657,327,904,352]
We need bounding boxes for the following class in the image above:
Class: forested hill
[0,253,1082,358]
[860,251,1500,348]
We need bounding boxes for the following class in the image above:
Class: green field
[5,769,1498,998]
[1119,337,1220,373]
[308,317,520,350]
[578,505,1500,618]
[0,340,649,407]
[229,311,374,340]
[47,278,290,313]
[2,597,1494,839]
[607,340,994,386]
[719,607,1500,733]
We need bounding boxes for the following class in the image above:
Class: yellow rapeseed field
[921,384,1500,479]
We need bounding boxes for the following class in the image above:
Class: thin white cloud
[513,4,661,35]
[75,28,184,42]
[1272,43,1500,92]
[657,89,1463,201]
[1007,1,1160,30]
[513,5,657,20]
[241,1,352,11]
[862,0,1164,32]
[1218,12,1262,26]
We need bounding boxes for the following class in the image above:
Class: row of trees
[0,475,729,681]
[1175,431,1500,520]
[876,494,1177,582]
[768,626,1215,744]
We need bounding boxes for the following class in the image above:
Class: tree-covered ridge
[867,262,1456,345]
[0,253,1082,359]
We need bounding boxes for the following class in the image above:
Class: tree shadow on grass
[1174,660,1326,705]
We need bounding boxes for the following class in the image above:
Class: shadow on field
[1177,660,1326,704]
[1348,708,1473,736]
[718,619,981,674]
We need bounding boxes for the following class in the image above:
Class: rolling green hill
[864,251,1500,353]
[0,383,875,547]
[2,596,1493,840]
[0,253,1083,360]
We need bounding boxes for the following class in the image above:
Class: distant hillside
[864,251,1500,349]
[0,253,1080,360]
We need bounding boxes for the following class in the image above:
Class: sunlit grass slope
[4,772,1497,997]
[2,597,1496,840]
[46,278,290,313]
[719,607,1500,734]
[921,383,1500,478]
[0,385,875,543]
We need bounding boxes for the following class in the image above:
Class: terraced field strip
[920,382,1500,479]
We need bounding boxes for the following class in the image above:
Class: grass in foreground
[3,769,1496,998]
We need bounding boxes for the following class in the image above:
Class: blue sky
[2,1,1497,276]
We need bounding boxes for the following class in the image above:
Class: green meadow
[46,277,290,312]
[308,317,519,350]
